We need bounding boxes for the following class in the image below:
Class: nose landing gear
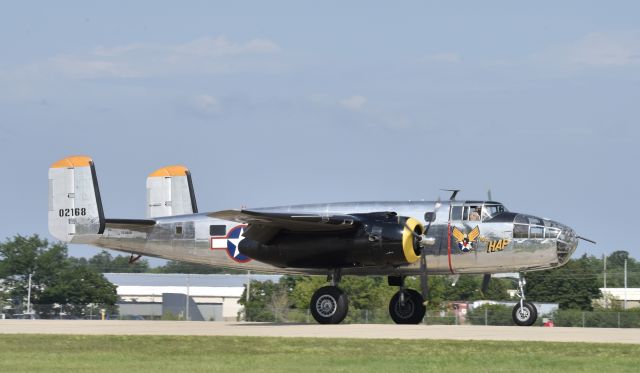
[512,275,538,326]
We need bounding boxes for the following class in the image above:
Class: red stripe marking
[447,221,454,274]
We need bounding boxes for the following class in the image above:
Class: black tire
[310,286,349,324]
[389,289,426,324]
[512,301,538,326]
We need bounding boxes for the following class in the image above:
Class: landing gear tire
[310,286,349,324]
[389,289,426,324]
[512,301,537,326]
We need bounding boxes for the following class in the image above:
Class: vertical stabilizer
[48,155,105,243]
[147,165,198,218]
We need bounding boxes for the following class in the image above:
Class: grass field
[1,335,639,372]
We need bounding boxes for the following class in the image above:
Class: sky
[1,1,639,262]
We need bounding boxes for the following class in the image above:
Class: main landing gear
[309,273,428,325]
[310,270,349,324]
[512,275,538,326]
[388,276,426,324]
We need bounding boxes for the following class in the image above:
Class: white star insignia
[227,227,245,258]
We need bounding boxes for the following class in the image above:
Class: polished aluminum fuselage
[93,200,578,276]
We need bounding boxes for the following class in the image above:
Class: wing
[209,210,362,244]
[452,226,465,242]
[468,226,480,242]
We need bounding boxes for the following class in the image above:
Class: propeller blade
[419,254,428,300]
[422,198,441,237]
[418,198,441,303]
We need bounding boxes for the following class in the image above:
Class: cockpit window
[482,204,506,220]
[451,203,507,221]
[451,206,463,220]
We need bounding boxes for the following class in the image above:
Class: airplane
[48,155,593,325]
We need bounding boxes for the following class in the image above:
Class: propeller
[480,188,493,298]
[404,199,441,301]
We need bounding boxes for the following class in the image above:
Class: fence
[244,306,640,328]
[4,304,640,328]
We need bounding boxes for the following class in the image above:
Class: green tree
[527,254,601,310]
[288,276,326,309]
[483,277,511,301]
[0,235,68,310]
[69,250,151,273]
[603,251,640,288]
[238,279,290,321]
[153,260,243,274]
[0,235,118,318]
[38,266,118,317]
[444,275,482,301]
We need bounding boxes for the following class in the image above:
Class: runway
[1,320,639,344]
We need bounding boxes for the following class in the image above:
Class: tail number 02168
[58,208,87,217]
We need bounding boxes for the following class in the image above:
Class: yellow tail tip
[148,165,189,177]
[50,155,93,169]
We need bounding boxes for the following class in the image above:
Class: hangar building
[599,288,640,309]
[103,273,282,321]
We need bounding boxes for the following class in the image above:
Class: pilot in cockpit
[469,206,481,221]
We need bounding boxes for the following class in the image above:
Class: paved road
[1,320,638,344]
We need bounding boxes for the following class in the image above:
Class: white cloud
[50,56,141,78]
[534,31,640,67]
[4,36,281,79]
[424,52,462,64]
[339,95,367,111]
[569,32,640,66]
[191,94,222,114]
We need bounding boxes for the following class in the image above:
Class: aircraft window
[210,225,226,236]
[515,215,529,224]
[462,206,470,220]
[468,206,481,221]
[513,224,528,238]
[530,226,544,239]
[451,206,463,220]
[545,227,560,239]
[483,205,505,220]
[528,217,543,226]
[175,225,183,236]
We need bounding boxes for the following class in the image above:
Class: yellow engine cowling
[401,217,424,264]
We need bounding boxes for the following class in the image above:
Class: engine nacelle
[239,213,424,268]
